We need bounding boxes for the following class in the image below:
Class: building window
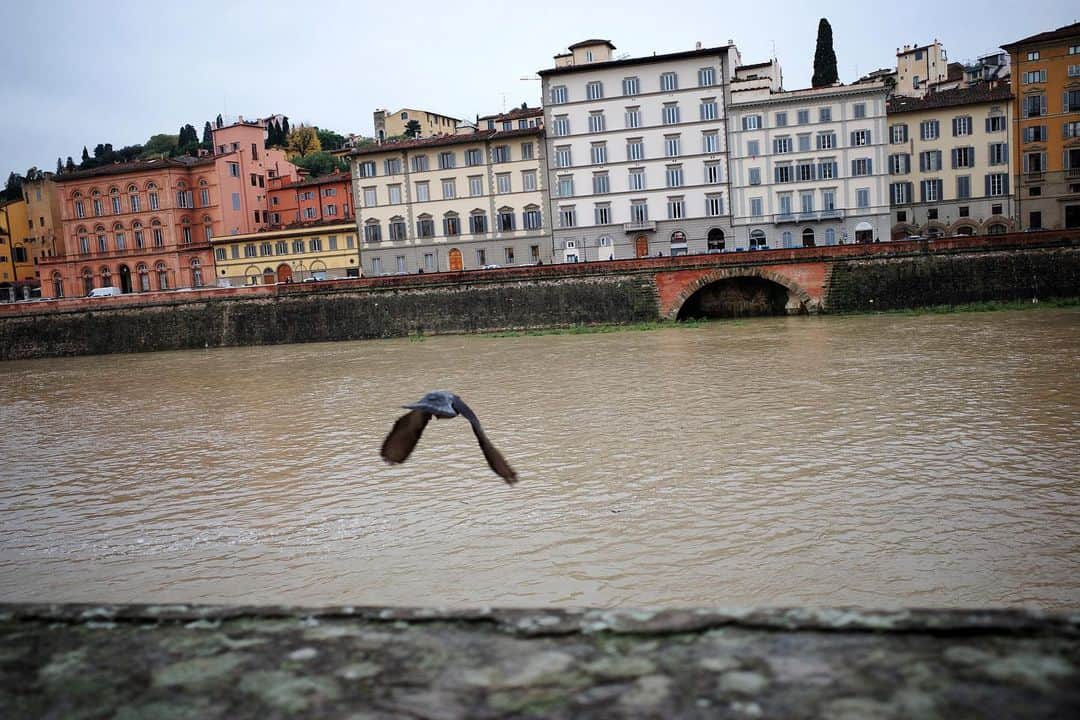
[497,208,515,231]
[559,206,576,228]
[750,198,763,217]
[1023,95,1046,118]
[986,115,1006,132]
[798,133,811,152]
[921,179,943,203]
[856,188,870,208]
[700,98,718,121]
[797,109,810,125]
[552,115,570,136]
[443,213,461,236]
[364,222,382,243]
[749,167,761,185]
[411,155,429,172]
[953,147,975,168]
[557,175,573,198]
[797,162,815,182]
[667,197,685,220]
[415,181,430,202]
[521,142,534,159]
[773,136,793,154]
[622,76,640,96]
[662,103,680,125]
[851,129,871,146]
[594,203,611,225]
[852,158,873,176]
[624,106,642,129]
[469,211,488,234]
[275,240,287,254]
[919,120,940,140]
[438,151,456,169]
[468,175,484,197]
[465,148,482,166]
[956,175,971,199]
[819,160,837,179]
[660,72,678,92]
[742,115,762,130]
[987,173,1007,196]
[387,184,402,204]
[953,116,973,136]
[989,142,1008,165]
[550,85,568,104]
[586,81,604,100]
[664,135,681,157]
[702,130,719,153]
[665,164,684,188]
[1023,125,1048,142]
[416,215,434,237]
[522,170,537,191]
[775,165,793,183]
[384,158,402,175]
[1022,70,1047,84]
[747,140,760,156]
[890,124,908,144]
[588,111,606,133]
[627,139,644,161]
[630,200,648,224]
[523,207,542,230]
[389,217,407,241]
[749,230,766,249]
[704,161,721,184]
[853,103,866,119]
[441,179,456,199]
[593,172,610,194]
[371,257,382,275]
[698,66,716,86]
[628,168,645,191]
[888,153,910,174]
[363,187,377,206]
[817,132,836,150]
[705,193,724,217]
[555,145,572,168]
[590,142,607,165]
[819,107,832,122]
[775,112,788,127]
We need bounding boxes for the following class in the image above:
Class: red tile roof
[1002,21,1080,50]
[350,127,543,156]
[539,44,733,77]
[887,82,1012,114]
[278,172,351,189]
[478,106,544,122]
[55,156,215,182]
[568,39,615,50]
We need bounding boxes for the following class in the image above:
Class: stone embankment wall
[0,274,660,361]
[825,246,1080,312]
[1,604,1077,718]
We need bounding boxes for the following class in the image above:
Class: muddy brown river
[1,309,1078,609]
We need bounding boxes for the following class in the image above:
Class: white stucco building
[538,39,744,260]
[728,62,890,247]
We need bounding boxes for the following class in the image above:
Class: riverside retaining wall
[0,604,1077,719]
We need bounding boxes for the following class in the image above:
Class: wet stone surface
[1,605,1078,719]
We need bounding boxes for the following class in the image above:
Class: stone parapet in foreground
[1,604,1078,718]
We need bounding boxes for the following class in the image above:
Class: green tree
[281,116,290,138]
[290,151,347,177]
[812,18,839,87]
[81,146,90,165]
[175,124,199,156]
[65,157,76,173]
[316,127,346,150]
[140,134,179,159]
[403,120,421,138]
[56,157,63,175]
[216,113,224,128]
[3,171,24,202]
[201,121,214,149]
[287,125,321,157]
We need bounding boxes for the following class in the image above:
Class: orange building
[267,172,353,228]
[1002,22,1080,229]
[39,121,300,298]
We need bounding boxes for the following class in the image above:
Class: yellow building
[22,174,67,265]
[0,199,34,284]
[373,108,460,142]
[211,221,361,286]
[1002,21,1080,230]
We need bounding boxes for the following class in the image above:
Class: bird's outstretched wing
[381,410,432,464]
[452,395,518,485]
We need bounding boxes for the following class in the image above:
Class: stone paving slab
[1,604,1077,719]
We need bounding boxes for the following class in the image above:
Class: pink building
[40,121,299,298]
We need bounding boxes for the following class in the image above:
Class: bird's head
[403,390,457,418]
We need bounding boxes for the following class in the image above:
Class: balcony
[623,220,655,233]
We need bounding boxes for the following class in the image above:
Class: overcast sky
[1,0,1074,179]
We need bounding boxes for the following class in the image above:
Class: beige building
[211,221,361,286]
[373,108,460,142]
[21,174,66,270]
[886,83,1015,238]
[349,127,550,274]
[896,41,949,97]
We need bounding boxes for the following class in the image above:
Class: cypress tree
[56,157,63,174]
[81,146,90,163]
[216,113,224,128]
[812,18,839,87]
[281,116,290,138]
[202,121,213,148]
[66,157,76,172]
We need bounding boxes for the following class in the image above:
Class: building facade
[886,84,1016,238]
[39,121,299,298]
[350,127,550,274]
[896,42,949,97]
[22,174,67,271]
[373,108,460,142]
[1002,22,1080,230]
[539,39,742,260]
[478,106,544,132]
[729,71,890,247]
[0,199,33,284]
[267,172,353,228]
[211,221,360,286]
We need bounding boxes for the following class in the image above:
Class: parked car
[481,264,501,270]
[87,286,122,298]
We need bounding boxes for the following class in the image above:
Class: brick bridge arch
[657,266,821,319]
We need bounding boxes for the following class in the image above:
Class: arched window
[802,228,815,247]
[202,215,213,242]
[782,231,793,248]
[147,182,160,210]
[245,265,261,285]
[95,225,108,253]
[191,258,203,287]
[82,267,94,295]
[76,226,90,255]
[180,217,192,244]
[100,266,112,288]
[127,183,141,212]
[137,263,150,292]
[113,222,126,251]
[669,230,687,256]
[416,213,434,238]
[388,215,407,241]
[523,204,542,230]
[156,261,169,290]
[197,179,210,208]
[90,189,103,217]
[151,218,164,247]
[363,218,382,244]
[109,187,121,214]
[597,235,612,247]
[825,228,836,245]
[707,228,725,252]
[132,220,144,249]
[262,267,276,285]
[988,223,1006,235]
[72,190,86,219]
[52,272,64,298]
[749,229,766,250]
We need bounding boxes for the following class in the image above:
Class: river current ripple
[1,310,1078,608]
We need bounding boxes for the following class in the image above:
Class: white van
[88,286,122,298]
